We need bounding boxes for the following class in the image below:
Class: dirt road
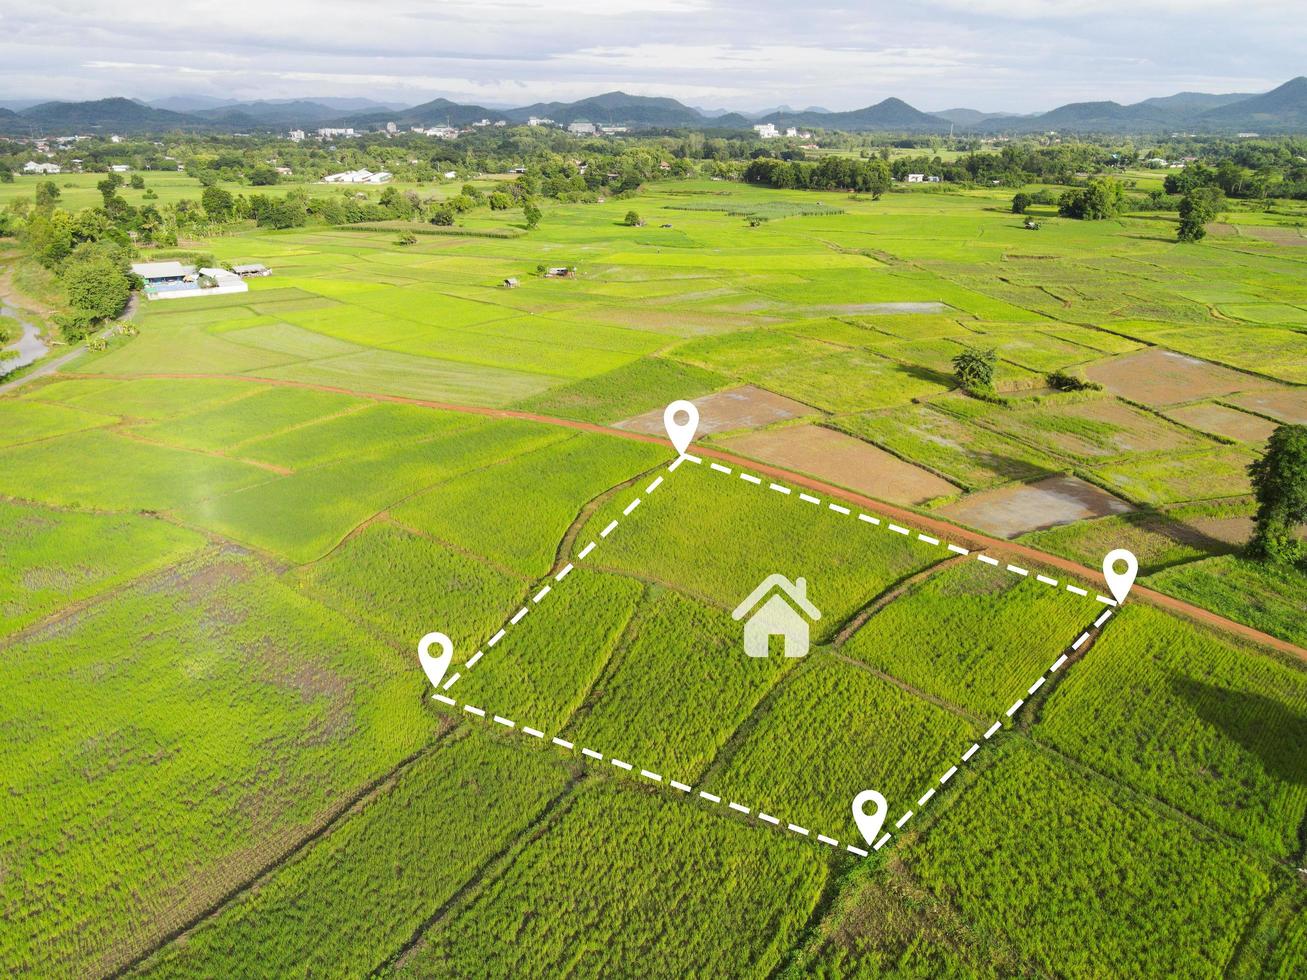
[36,369,1307,662]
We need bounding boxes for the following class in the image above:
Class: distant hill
[148,95,237,113]
[932,108,1022,126]
[193,100,352,126]
[504,92,704,127]
[343,97,507,128]
[11,97,200,133]
[1136,91,1252,112]
[5,79,1307,136]
[1197,76,1307,130]
[762,98,948,132]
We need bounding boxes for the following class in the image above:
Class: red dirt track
[67,370,1307,662]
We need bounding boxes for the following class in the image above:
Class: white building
[599,125,628,135]
[23,161,61,174]
[527,116,554,127]
[753,123,780,139]
[317,127,356,138]
[493,119,507,127]
[288,130,306,141]
[385,121,398,134]
[110,164,130,172]
[568,121,597,135]
[322,169,392,184]
[906,173,925,183]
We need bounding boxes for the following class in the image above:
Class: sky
[0,1,1302,113]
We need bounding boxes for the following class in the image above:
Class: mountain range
[2,79,1305,136]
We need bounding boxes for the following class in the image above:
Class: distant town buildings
[22,161,61,174]
[599,125,628,135]
[322,168,392,184]
[316,127,356,139]
[568,121,597,135]
[527,116,554,127]
[753,123,780,139]
[385,121,398,134]
[411,125,459,139]
[288,129,306,141]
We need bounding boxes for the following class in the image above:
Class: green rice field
[2,175,1305,977]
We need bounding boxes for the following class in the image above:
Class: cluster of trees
[1248,425,1307,566]
[1057,178,1125,220]
[15,180,134,340]
[743,156,892,195]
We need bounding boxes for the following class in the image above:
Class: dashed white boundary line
[868,610,1113,853]
[443,452,690,692]
[433,686,870,857]
[693,456,1118,608]
[431,449,1121,859]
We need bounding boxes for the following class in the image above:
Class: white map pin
[418,632,454,690]
[1102,549,1138,605]
[852,789,888,846]
[663,400,699,456]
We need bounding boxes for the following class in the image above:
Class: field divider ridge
[870,609,1115,854]
[429,689,869,859]
[440,452,699,692]
[695,454,1117,610]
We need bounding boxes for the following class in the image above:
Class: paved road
[0,293,137,395]
[66,369,1307,662]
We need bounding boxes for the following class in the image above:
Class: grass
[841,560,1092,720]
[135,730,572,978]
[1037,603,1307,857]
[390,431,664,577]
[406,780,829,978]
[0,553,430,977]
[5,174,1307,977]
[0,499,207,633]
[906,741,1277,978]
[1147,555,1307,649]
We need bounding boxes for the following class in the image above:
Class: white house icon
[731,575,821,658]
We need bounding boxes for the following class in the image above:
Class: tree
[60,253,131,338]
[1011,192,1032,214]
[523,199,542,230]
[35,180,61,211]
[201,185,235,221]
[488,192,511,211]
[128,174,145,190]
[1177,187,1223,243]
[248,165,279,186]
[623,210,642,226]
[429,205,455,226]
[1058,178,1123,220]
[1248,424,1307,565]
[0,168,13,184]
[461,183,484,204]
[952,346,998,391]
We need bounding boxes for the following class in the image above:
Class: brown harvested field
[715,424,957,505]
[614,384,815,435]
[1082,348,1269,406]
[1227,388,1307,424]
[1238,225,1307,246]
[937,474,1134,539]
[1166,403,1279,444]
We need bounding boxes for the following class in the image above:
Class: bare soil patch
[614,384,815,435]
[1083,348,1268,406]
[1166,403,1278,444]
[1240,225,1307,246]
[716,424,956,505]
[938,474,1134,539]
[1227,388,1307,424]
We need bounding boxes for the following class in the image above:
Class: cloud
[0,1,1302,111]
